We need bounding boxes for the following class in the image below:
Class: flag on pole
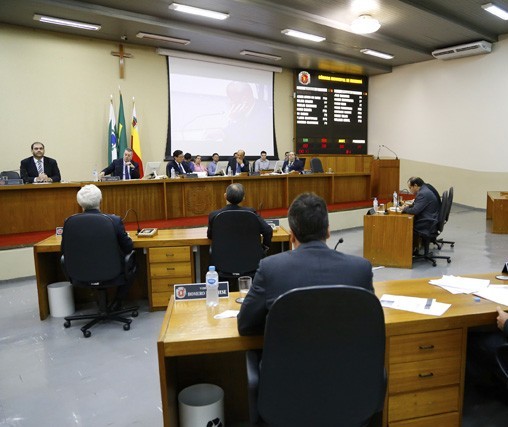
[117,91,128,156]
[108,98,118,163]
[131,101,144,178]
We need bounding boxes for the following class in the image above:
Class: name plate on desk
[174,282,230,301]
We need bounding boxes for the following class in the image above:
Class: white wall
[369,35,508,207]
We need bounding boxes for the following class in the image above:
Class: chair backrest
[310,157,324,173]
[436,190,449,234]
[61,213,124,284]
[1,170,20,179]
[445,186,454,222]
[210,210,264,276]
[258,285,386,426]
[299,157,307,169]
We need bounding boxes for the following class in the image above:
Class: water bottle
[92,164,98,182]
[393,191,398,211]
[206,266,219,307]
[284,165,289,174]
[373,197,378,212]
[170,168,176,179]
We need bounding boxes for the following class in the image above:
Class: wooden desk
[33,226,290,320]
[157,273,507,427]
[363,212,414,268]
[486,191,508,233]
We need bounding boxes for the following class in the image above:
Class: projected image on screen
[166,57,276,160]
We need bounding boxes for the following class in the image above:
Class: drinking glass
[236,276,252,303]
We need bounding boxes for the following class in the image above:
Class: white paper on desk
[380,294,451,316]
[213,310,239,319]
[429,275,490,294]
[474,285,508,306]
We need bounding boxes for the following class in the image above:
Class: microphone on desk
[381,145,398,159]
[123,208,141,235]
[377,145,382,160]
[334,238,344,250]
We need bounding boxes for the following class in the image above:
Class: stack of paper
[380,294,450,316]
[474,286,508,306]
[429,275,490,294]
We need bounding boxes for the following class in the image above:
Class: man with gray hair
[72,184,134,308]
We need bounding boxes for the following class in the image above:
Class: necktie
[37,160,43,174]
[179,163,184,174]
[124,164,129,180]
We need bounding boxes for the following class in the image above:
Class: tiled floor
[1,204,508,426]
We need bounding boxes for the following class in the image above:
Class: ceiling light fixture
[168,3,229,20]
[240,50,281,61]
[351,15,381,34]
[136,32,190,45]
[360,48,393,60]
[281,29,325,42]
[481,3,508,20]
[33,14,101,31]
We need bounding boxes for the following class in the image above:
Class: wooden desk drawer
[388,385,460,422]
[389,356,461,394]
[389,411,459,427]
[389,329,462,364]
[151,277,193,293]
[150,263,192,278]
[149,246,191,263]
[151,291,173,310]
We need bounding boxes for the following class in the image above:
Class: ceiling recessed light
[240,50,281,61]
[482,3,508,20]
[360,49,393,60]
[33,14,101,31]
[281,29,325,42]
[136,32,190,45]
[168,3,229,20]
[351,15,381,34]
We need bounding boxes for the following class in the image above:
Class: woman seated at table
[193,155,207,174]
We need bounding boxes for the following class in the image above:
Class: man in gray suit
[237,192,373,336]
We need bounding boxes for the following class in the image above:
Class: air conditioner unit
[432,40,492,60]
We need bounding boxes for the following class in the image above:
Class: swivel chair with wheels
[210,210,266,291]
[60,213,139,337]
[413,190,452,267]
[246,285,386,426]
[433,186,455,249]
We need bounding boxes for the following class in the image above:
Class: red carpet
[0,200,372,250]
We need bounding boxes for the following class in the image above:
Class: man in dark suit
[71,184,135,309]
[166,149,191,176]
[207,183,272,250]
[99,148,140,180]
[20,142,61,183]
[237,192,373,335]
[401,177,441,252]
[282,151,304,173]
[226,149,249,175]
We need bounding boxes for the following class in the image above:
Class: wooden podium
[371,158,400,199]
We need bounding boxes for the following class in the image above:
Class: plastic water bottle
[206,266,219,307]
[393,191,398,211]
[284,165,289,174]
[170,168,176,179]
[92,165,98,182]
[373,197,378,212]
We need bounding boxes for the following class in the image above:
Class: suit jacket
[226,157,250,175]
[207,204,272,247]
[237,240,374,335]
[20,156,61,183]
[402,184,440,237]
[102,158,140,179]
[166,160,191,176]
[282,158,304,173]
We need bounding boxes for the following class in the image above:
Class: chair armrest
[495,343,508,380]
[124,251,137,280]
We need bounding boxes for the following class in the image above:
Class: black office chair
[210,210,265,291]
[1,170,20,179]
[433,186,455,249]
[310,157,324,173]
[246,285,386,427]
[60,213,138,338]
[299,157,307,169]
[414,190,452,267]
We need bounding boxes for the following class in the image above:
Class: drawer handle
[418,372,434,378]
[166,254,174,257]
[166,267,175,271]
[418,344,435,350]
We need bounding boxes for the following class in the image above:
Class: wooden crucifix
[111,44,133,79]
